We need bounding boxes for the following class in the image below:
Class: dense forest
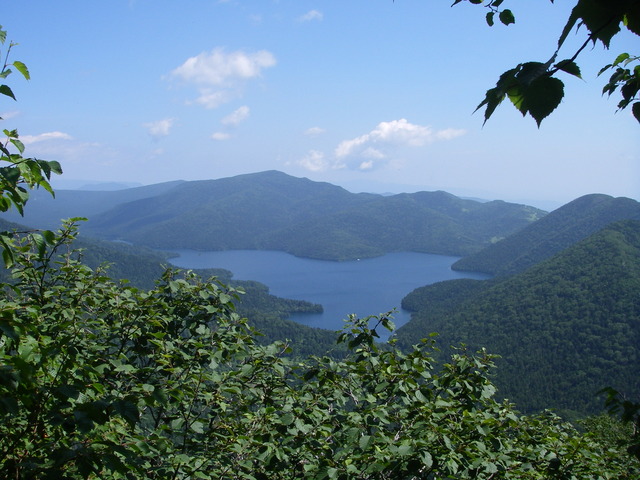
[396,219,640,415]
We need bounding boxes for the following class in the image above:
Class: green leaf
[0,84,16,100]
[12,61,29,80]
[555,59,582,78]
[9,138,25,154]
[486,12,495,27]
[632,102,640,124]
[613,53,631,67]
[499,9,515,26]
[359,434,372,450]
[526,76,565,127]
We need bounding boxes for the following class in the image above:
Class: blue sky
[3,1,638,209]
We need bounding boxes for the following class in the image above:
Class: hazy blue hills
[0,180,185,231]
[68,170,545,260]
[452,193,640,276]
[395,219,640,415]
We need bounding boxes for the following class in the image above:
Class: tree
[453,0,640,126]
[0,25,62,265]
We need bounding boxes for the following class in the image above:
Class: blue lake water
[168,250,488,337]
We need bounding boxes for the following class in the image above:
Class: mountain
[394,219,640,415]
[1,180,185,230]
[70,171,545,260]
[452,194,640,276]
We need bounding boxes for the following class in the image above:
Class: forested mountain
[2,171,545,261]
[395,219,640,415]
[83,171,545,259]
[452,194,640,276]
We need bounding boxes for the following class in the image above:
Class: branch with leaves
[0,25,62,265]
[454,0,640,126]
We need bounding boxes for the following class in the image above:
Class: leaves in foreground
[0,220,637,479]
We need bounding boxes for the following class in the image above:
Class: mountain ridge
[452,193,640,276]
[77,171,545,260]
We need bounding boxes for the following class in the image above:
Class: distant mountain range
[2,170,545,260]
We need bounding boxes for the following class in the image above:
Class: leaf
[359,434,372,450]
[12,60,29,80]
[280,412,295,426]
[625,5,640,36]
[526,76,565,127]
[486,12,495,27]
[0,84,16,100]
[475,67,519,124]
[47,160,63,175]
[558,4,581,49]
[499,9,515,26]
[613,53,631,67]
[9,137,25,154]
[555,59,582,78]
[633,102,640,124]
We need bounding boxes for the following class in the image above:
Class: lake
[168,250,488,338]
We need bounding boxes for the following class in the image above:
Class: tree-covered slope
[452,194,640,276]
[394,220,640,415]
[77,171,544,260]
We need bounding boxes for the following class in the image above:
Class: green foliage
[456,0,640,125]
[0,221,635,478]
[601,387,640,461]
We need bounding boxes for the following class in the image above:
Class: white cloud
[304,126,325,136]
[195,90,235,109]
[361,147,385,159]
[172,48,276,86]
[297,150,333,172]
[170,48,276,109]
[20,131,73,144]
[211,132,231,141]
[335,119,465,159]
[297,119,466,174]
[298,10,323,22]
[221,106,250,126]
[333,119,466,170]
[143,118,174,138]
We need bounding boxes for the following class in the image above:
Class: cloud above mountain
[297,119,466,172]
[170,48,276,109]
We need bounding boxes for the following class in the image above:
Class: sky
[3,0,639,210]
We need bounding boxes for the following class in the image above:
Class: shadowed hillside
[395,219,640,414]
